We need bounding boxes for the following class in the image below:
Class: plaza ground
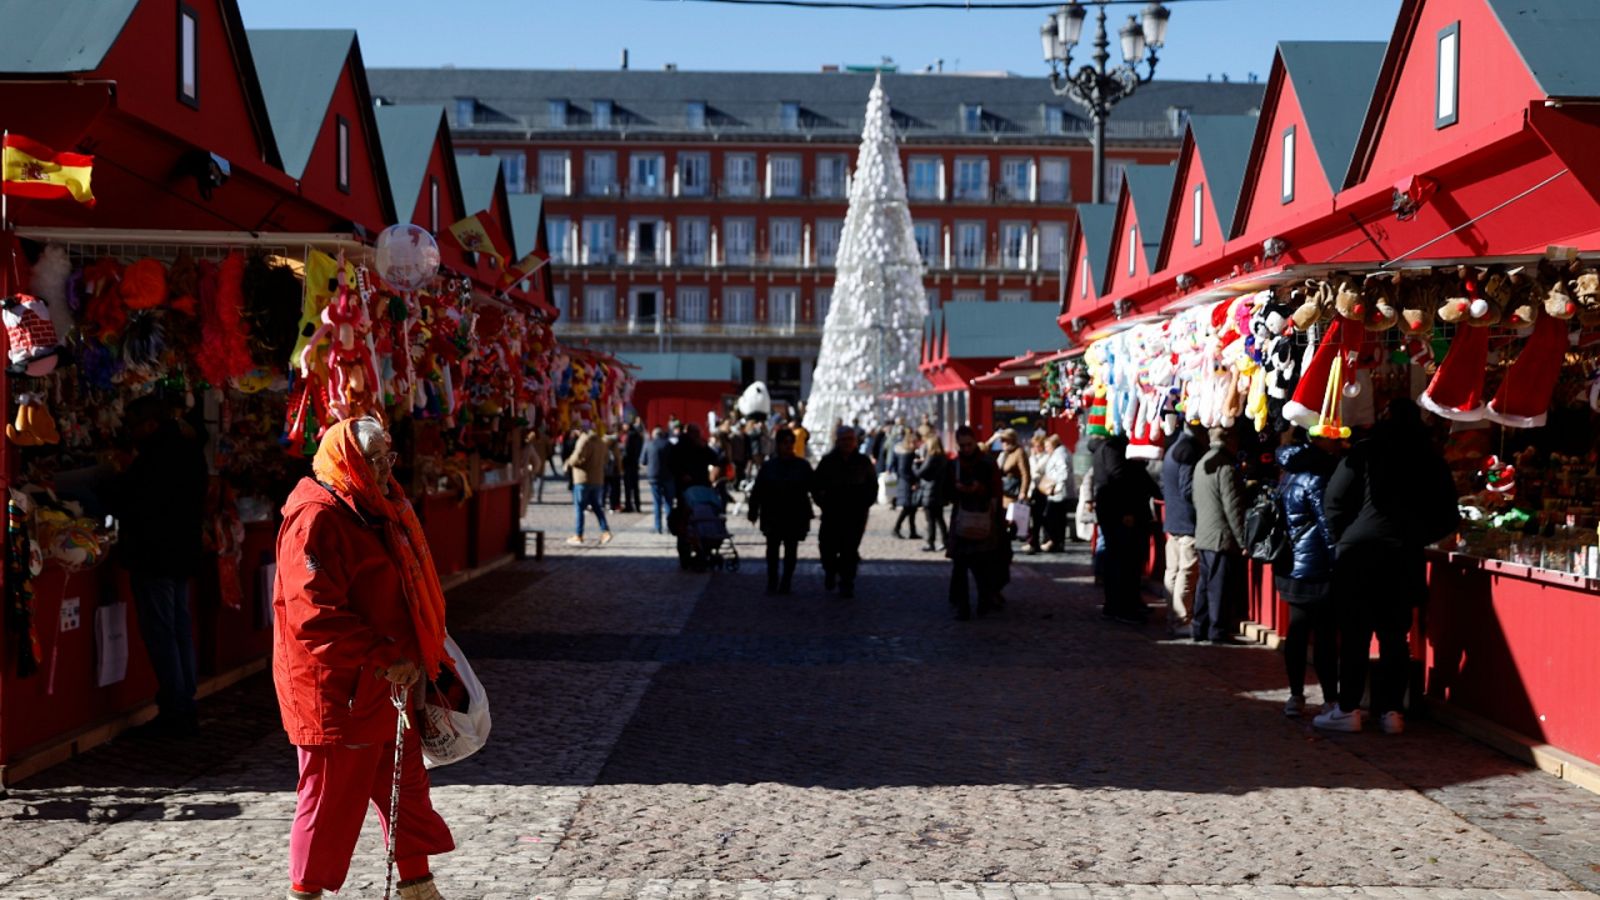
[1,484,1598,899]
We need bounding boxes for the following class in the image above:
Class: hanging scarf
[311,419,452,679]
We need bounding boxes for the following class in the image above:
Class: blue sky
[239,0,1404,81]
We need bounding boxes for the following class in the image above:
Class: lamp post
[1041,1,1171,204]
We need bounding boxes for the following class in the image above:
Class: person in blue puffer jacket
[1273,429,1342,718]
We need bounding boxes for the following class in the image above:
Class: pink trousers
[290,729,455,892]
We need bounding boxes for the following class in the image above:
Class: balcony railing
[554,319,823,338]
[554,246,1053,273]
[810,178,847,199]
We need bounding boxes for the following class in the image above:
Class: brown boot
[398,874,445,900]
[286,889,322,900]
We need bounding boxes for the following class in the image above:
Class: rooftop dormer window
[961,103,983,133]
[549,99,569,128]
[455,97,475,127]
[780,101,801,131]
[594,99,613,128]
[687,101,707,130]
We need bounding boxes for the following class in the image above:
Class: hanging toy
[3,294,64,376]
[1420,266,1504,421]
[1309,353,1352,440]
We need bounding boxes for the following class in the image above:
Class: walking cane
[383,680,411,900]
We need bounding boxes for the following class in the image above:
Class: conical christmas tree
[802,75,930,453]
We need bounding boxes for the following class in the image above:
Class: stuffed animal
[6,394,60,446]
[1437,266,1503,327]
[1333,275,1398,331]
[1396,272,1441,337]
[1289,280,1336,332]
[3,295,63,377]
[1422,267,1504,421]
[1572,268,1600,328]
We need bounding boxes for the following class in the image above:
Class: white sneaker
[565,535,585,546]
[1313,706,1364,732]
[1380,711,1405,735]
[1284,695,1307,718]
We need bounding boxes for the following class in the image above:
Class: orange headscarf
[312,419,452,678]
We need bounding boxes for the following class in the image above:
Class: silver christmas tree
[803,74,930,453]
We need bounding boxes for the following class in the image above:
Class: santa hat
[1485,312,1569,427]
[1126,391,1164,460]
[1284,318,1363,429]
[1419,324,1491,421]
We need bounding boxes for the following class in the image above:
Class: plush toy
[1289,280,1336,332]
[3,294,63,376]
[27,244,74,340]
[119,311,169,384]
[120,258,168,311]
[1422,267,1503,421]
[6,394,60,446]
[1571,268,1600,328]
[1396,272,1441,337]
[241,254,305,367]
[78,258,127,340]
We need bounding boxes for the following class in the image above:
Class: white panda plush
[736,381,772,421]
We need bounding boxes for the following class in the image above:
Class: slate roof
[1277,41,1385,193]
[507,193,545,258]
[376,104,450,223]
[1184,115,1258,242]
[455,153,504,214]
[1487,0,1600,99]
[247,30,358,180]
[1122,163,1177,272]
[0,0,137,74]
[366,68,1263,144]
[939,301,1063,359]
[619,352,740,383]
[1072,203,1118,292]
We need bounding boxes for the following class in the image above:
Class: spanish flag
[1,134,95,206]
[499,247,550,289]
[448,210,509,265]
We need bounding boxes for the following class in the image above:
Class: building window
[953,290,984,303]
[913,222,938,265]
[770,218,801,265]
[678,152,709,196]
[815,154,848,198]
[1040,223,1066,272]
[769,287,799,330]
[686,101,707,130]
[553,285,570,321]
[178,4,199,108]
[1281,125,1296,203]
[724,154,756,197]
[495,151,527,193]
[454,97,475,127]
[954,157,988,200]
[593,99,613,128]
[1168,106,1191,136]
[925,288,940,310]
[1000,158,1033,201]
[628,218,664,265]
[1105,159,1134,203]
[724,287,755,324]
[724,218,755,265]
[539,151,570,195]
[908,157,941,200]
[582,217,615,264]
[1080,256,1090,298]
[678,217,708,264]
[1437,21,1460,128]
[546,216,571,263]
[428,176,439,234]
[1127,226,1137,276]
[816,220,842,266]
[1192,184,1204,246]
[583,286,613,323]
[999,289,1031,303]
[1039,158,1069,203]
[548,100,568,128]
[956,222,984,268]
[678,287,709,323]
[335,116,350,194]
[629,152,665,196]
[779,101,801,131]
[1043,105,1065,135]
[768,155,802,198]
[584,152,617,196]
[961,103,983,134]
[1000,223,1030,270]
[816,287,833,323]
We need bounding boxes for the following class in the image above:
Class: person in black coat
[1316,399,1459,735]
[1093,435,1160,624]
[639,427,674,534]
[812,426,878,598]
[915,436,950,552]
[748,429,814,594]
[622,423,645,513]
[1160,424,1205,634]
[1273,432,1341,717]
[890,432,922,540]
[940,425,1007,620]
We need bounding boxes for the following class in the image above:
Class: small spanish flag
[1,134,95,206]
[499,247,550,289]
[448,210,509,265]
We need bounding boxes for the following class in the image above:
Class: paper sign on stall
[94,601,128,687]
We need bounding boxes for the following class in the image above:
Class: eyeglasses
[366,451,399,467]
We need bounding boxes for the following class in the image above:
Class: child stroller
[676,485,739,572]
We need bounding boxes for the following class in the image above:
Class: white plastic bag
[419,635,491,768]
[1005,500,1030,533]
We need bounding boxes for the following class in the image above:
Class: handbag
[950,459,994,541]
[419,635,492,768]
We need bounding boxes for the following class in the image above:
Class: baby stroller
[676,485,739,572]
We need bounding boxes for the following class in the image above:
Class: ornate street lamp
[1042,1,1171,204]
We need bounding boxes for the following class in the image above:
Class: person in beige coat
[567,427,613,545]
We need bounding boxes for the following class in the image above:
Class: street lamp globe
[1040,22,1064,63]
[1055,2,1086,51]
[1119,15,1147,64]
[1142,2,1171,48]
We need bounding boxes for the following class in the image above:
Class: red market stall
[919,300,1062,440]
[621,352,740,428]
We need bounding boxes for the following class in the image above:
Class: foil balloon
[374,223,441,291]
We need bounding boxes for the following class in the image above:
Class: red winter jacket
[272,478,419,746]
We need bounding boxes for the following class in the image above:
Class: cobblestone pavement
[1,481,1598,899]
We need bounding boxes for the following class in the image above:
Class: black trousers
[1101,521,1148,619]
[923,503,948,549]
[1043,498,1069,550]
[765,537,798,590]
[1335,546,1422,715]
[1026,491,1047,549]
[1284,600,1339,700]
[623,465,641,511]
[818,513,867,588]
[1194,549,1243,640]
[948,552,999,612]
[894,503,921,537]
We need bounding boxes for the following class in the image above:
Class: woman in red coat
[274,417,454,900]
